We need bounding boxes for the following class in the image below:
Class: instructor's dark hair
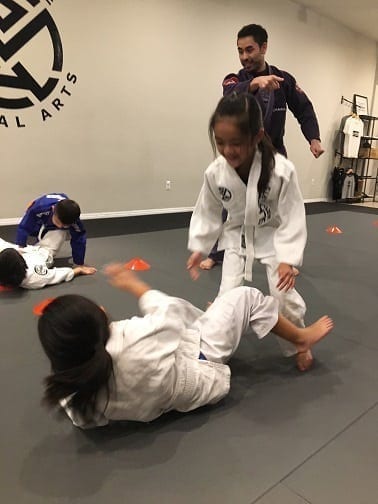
[38,295,113,422]
[55,199,81,226]
[0,248,27,287]
[209,92,275,198]
[237,24,268,47]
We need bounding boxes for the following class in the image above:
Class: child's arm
[69,220,87,265]
[274,166,307,267]
[104,264,151,299]
[23,265,96,289]
[16,202,39,246]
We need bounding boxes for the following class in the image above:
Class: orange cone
[124,257,151,271]
[0,285,13,292]
[326,225,343,234]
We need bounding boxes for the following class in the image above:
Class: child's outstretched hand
[276,263,296,291]
[103,263,151,298]
[73,266,97,276]
[187,251,203,281]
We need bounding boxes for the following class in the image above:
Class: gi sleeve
[22,265,75,289]
[283,71,320,143]
[135,289,194,358]
[69,219,86,265]
[0,238,19,252]
[274,168,307,267]
[187,171,224,255]
[16,201,39,246]
[60,396,109,429]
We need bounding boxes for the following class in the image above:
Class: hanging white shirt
[342,116,364,158]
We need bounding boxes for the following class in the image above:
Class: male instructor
[200,23,324,270]
[222,23,324,157]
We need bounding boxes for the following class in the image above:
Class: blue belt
[199,352,207,360]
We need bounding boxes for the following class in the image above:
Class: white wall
[1,0,377,220]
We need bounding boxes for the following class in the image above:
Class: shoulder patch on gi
[34,264,48,276]
[222,76,239,87]
[218,187,232,202]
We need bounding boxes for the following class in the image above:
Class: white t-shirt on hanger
[342,116,364,158]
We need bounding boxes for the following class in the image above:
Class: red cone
[0,285,13,292]
[124,257,151,271]
[326,225,343,234]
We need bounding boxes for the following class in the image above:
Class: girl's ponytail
[38,295,113,422]
[258,133,276,199]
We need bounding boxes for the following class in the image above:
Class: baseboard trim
[0,200,334,226]
[0,206,195,226]
[0,200,375,240]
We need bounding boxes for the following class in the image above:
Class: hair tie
[33,298,55,316]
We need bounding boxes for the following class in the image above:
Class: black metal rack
[333,115,378,203]
[358,115,378,202]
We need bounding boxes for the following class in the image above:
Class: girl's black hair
[38,295,113,422]
[0,248,27,287]
[209,92,276,198]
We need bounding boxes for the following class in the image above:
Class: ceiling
[293,0,378,42]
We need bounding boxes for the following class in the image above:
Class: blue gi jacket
[16,193,86,265]
[222,63,320,156]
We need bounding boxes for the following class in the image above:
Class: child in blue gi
[16,193,87,266]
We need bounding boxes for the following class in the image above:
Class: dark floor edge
[0,203,376,241]
[305,202,377,215]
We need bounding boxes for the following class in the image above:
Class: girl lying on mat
[37,263,333,429]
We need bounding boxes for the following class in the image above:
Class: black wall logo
[0,0,77,127]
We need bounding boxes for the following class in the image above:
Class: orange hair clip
[33,298,55,316]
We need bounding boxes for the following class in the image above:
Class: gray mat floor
[1,208,377,504]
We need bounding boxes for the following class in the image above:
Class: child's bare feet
[295,316,333,371]
[296,349,313,372]
[199,258,217,270]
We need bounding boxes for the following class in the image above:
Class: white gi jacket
[0,238,74,289]
[62,290,231,428]
[188,151,307,281]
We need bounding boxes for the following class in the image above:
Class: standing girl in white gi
[187,93,310,369]
[37,264,332,428]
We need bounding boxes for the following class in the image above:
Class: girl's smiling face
[213,117,261,172]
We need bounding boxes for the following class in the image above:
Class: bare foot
[293,267,299,277]
[200,258,217,270]
[296,316,333,355]
[296,349,313,372]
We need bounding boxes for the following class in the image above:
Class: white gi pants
[194,286,279,364]
[218,249,306,356]
[37,227,69,258]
